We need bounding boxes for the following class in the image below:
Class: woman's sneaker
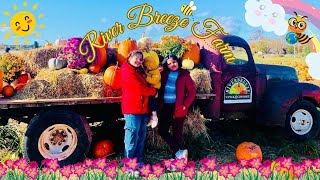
[175,149,188,163]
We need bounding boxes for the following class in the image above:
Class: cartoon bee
[288,11,313,44]
[181,0,197,16]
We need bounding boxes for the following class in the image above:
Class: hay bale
[146,128,170,150]
[146,107,210,149]
[13,68,110,99]
[13,80,53,100]
[15,47,63,77]
[78,73,106,97]
[35,68,87,98]
[190,68,212,93]
[184,107,210,140]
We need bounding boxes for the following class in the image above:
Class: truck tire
[285,100,320,141]
[23,110,92,166]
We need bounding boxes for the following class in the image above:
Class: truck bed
[0,94,215,109]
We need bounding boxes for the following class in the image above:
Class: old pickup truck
[0,35,319,166]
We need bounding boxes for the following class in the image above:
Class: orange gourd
[182,41,200,65]
[0,69,3,94]
[110,39,120,49]
[95,35,108,50]
[93,47,107,68]
[93,140,114,158]
[116,38,138,66]
[2,85,14,98]
[236,142,262,161]
[104,65,121,90]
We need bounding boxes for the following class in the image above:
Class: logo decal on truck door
[224,76,252,104]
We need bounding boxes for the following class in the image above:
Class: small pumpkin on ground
[93,140,114,158]
[236,142,262,161]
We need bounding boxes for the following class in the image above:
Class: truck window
[225,46,249,65]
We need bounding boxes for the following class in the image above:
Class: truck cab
[196,35,320,141]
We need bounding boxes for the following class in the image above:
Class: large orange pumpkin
[182,41,200,65]
[236,142,262,161]
[93,47,107,68]
[95,35,108,50]
[104,65,121,90]
[116,38,138,66]
[93,140,114,158]
[2,85,15,98]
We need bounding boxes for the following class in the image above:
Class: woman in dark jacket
[158,55,196,162]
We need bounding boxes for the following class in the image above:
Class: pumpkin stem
[249,145,256,150]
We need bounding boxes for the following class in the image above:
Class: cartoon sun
[1,2,45,45]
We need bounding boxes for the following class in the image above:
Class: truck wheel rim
[38,124,77,161]
[290,109,313,135]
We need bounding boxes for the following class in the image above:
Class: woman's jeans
[124,114,148,164]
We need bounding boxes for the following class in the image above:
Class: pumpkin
[55,39,67,46]
[116,38,138,66]
[182,58,195,70]
[11,80,26,91]
[17,73,29,84]
[45,42,53,47]
[48,58,67,70]
[182,41,200,65]
[110,39,119,48]
[93,47,107,68]
[95,35,108,50]
[88,64,101,74]
[137,33,153,50]
[93,140,114,158]
[0,69,3,94]
[236,142,262,161]
[2,85,14,98]
[104,65,121,90]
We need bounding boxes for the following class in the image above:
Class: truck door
[220,45,256,114]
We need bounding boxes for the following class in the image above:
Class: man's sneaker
[175,149,188,163]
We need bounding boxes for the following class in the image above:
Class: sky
[1,0,320,46]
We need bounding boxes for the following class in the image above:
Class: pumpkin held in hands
[93,140,114,158]
[236,142,262,161]
[104,65,121,90]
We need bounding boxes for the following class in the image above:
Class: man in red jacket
[158,55,196,163]
[121,50,156,167]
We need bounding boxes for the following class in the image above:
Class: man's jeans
[124,114,148,164]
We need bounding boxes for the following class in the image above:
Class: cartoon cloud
[245,0,287,36]
[306,52,320,80]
